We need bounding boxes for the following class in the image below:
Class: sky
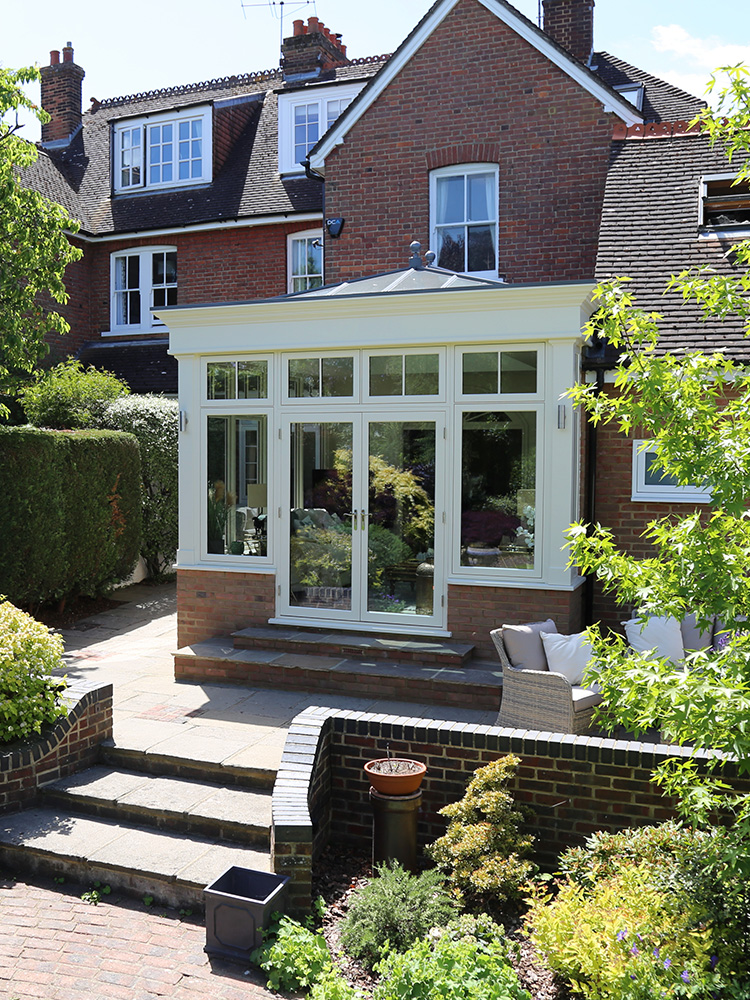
[3,0,750,141]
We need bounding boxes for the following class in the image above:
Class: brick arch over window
[426,144,502,171]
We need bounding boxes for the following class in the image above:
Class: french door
[279,412,445,629]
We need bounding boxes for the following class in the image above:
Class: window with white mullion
[111,246,177,332]
[114,254,142,326]
[326,97,352,129]
[293,103,320,164]
[432,165,498,277]
[119,126,143,189]
[151,251,178,309]
[114,107,210,193]
[178,118,203,180]
[289,233,323,293]
[149,122,175,185]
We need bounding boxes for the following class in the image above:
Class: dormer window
[278,83,364,175]
[113,106,212,193]
[701,175,750,233]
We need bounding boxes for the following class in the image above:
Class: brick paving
[0,873,276,1000]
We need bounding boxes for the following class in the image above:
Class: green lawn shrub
[0,600,67,744]
[339,861,458,969]
[19,358,130,429]
[373,914,530,1000]
[102,395,178,577]
[251,914,332,992]
[427,755,537,914]
[0,426,141,605]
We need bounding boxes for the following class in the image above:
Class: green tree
[566,66,750,838]
[0,67,82,416]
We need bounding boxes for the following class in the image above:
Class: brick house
[25,0,750,661]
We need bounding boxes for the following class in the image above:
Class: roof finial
[408,240,424,270]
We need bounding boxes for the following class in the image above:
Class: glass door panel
[289,421,354,612]
[366,421,436,618]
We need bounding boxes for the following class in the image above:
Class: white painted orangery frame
[161,267,593,636]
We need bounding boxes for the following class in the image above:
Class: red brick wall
[323,0,613,284]
[448,583,584,658]
[177,568,275,647]
[0,682,112,815]
[44,234,93,362]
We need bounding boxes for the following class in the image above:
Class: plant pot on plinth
[364,758,426,796]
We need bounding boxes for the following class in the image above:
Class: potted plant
[365,750,426,795]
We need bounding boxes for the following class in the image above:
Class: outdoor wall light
[325,217,345,238]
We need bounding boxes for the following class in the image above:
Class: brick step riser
[99,745,277,790]
[39,790,270,849]
[0,843,209,911]
[233,635,472,666]
[175,654,501,711]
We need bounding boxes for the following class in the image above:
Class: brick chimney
[542,0,595,64]
[39,42,85,145]
[281,18,349,83]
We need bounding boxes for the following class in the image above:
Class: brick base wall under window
[0,681,113,815]
[272,708,750,912]
[177,568,275,647]
[448,582,585,659]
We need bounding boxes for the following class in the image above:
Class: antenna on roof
[538,0,542,28]
[240,0,318,56]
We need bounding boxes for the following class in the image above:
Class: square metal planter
[204,866,289,963]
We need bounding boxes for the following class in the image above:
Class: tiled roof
[592,52,706,123]
[596,135,750,359]
[76,338,178,394]
[36,59,388,237]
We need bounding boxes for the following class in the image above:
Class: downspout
[583,366,604,626]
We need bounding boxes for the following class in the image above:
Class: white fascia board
[161,281,594,356]
[75,211,321,244]
[309,0,641,171]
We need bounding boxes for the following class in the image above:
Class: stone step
[100,742,278,790]
[233,625,476,667]
[0,807,271,910]
[41,766,272,848]
[174,637,503,711]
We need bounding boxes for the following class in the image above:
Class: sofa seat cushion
[501,619,557,671]
[572,686,602,712]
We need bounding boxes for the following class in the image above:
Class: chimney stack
[40,42,85,146]
[281,17,349,83]
[542,0,595,64]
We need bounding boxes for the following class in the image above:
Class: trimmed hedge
[0,426,141,605]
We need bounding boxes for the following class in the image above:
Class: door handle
[345,510,359,530]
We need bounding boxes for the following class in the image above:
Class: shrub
[340,861,458,969]
[20,359,129,429]
[427,755,536,914]
[310,969,366,1000]
[526,864,722,1000]
[102,395,178,577]
[373,916,530,1000]
[251,914,332,992]
[0,426,141,604]
[0,601,67,744]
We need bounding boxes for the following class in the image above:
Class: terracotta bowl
[364,758,427,795]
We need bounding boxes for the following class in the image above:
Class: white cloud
[651,24,750,71]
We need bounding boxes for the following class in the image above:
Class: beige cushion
[501,619,557,671]
[624,615,684,665]
[572,686,602,712]
[680,612,714,652]
[540,631,593,686]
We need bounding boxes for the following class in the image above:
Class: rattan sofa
[491,626,602,735]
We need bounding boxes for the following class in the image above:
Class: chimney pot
[40,42,84,145]
[62,44,74,62]
[50,50,60,65]
[307,16,319,33]
[293,19,303,36]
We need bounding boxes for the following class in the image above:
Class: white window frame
[456,345,544,400]
[282,351,359,403]
[113,106,212,194]
[364,347,446,401]
[202,356,273,404]
[278,83,364,175]
[288,230,324,293]
[430,163,499,279]
[699,172,750,237]
[631,440,712,503]
[109,245,177,334]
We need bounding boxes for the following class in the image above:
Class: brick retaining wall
[0,682,113,815]
[271,709,750,912]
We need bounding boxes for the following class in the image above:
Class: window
[430,164,498,277]
[701,175,750,233]
[113,106,211,193]
[206,359,269,400]
[207,414,268,557]
[631,441,711,503]
[288,231,323,292]
[368,353,440,397]
[459,409,537,572]
[287,355,354,398]
[460,349,538,396]
[110,247,177,332]
[277,83,364,174]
